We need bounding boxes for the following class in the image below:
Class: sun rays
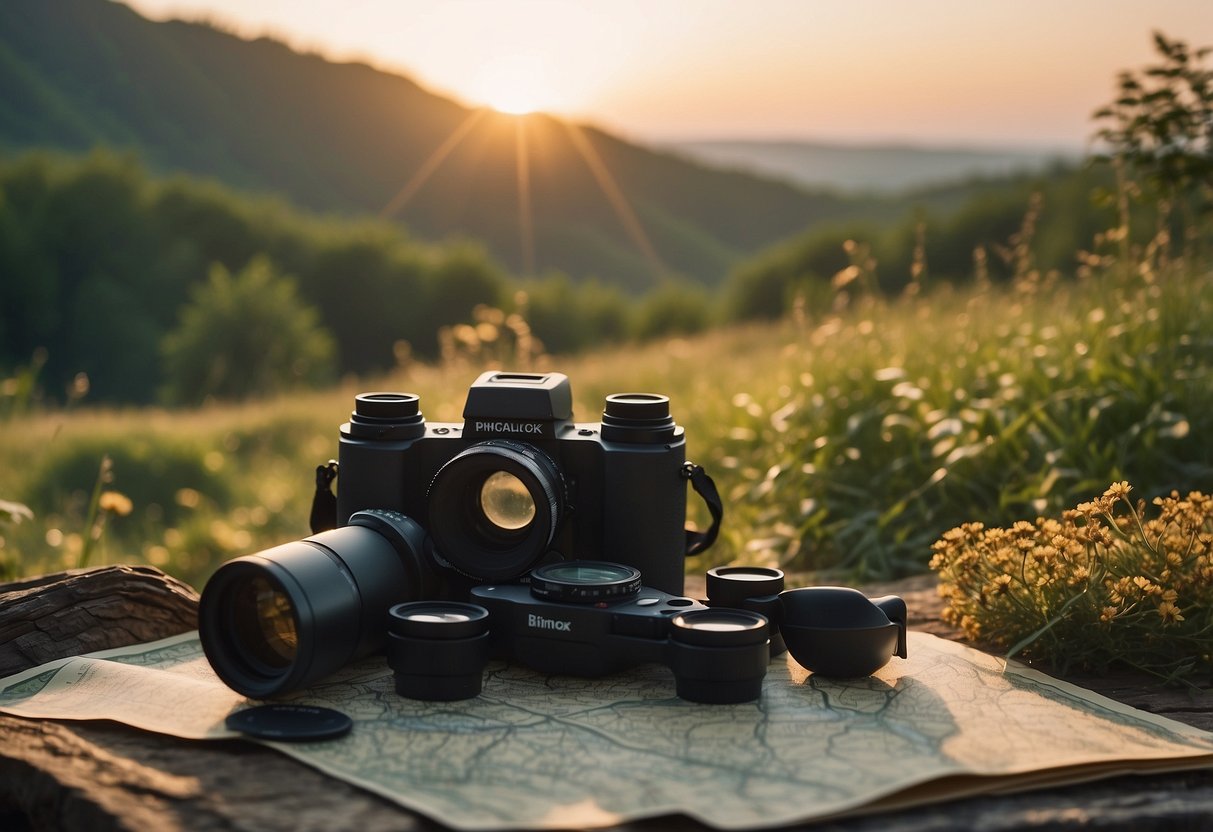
[378,106,666,285]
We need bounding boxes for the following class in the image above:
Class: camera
[199,371,718,698]
[336,371,695,595]
[465,561,771,703]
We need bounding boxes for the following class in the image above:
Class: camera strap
[681,462,723,556]
[310,460,339,534]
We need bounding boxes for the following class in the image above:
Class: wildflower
[1100,606,1118,624]
[1104,482,1132,500]
[98,491,133,517]
[992,574,1013,593]
[1157,602,1185,625]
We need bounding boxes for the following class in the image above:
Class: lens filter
[387,602,491,700]
[529,560,643,603]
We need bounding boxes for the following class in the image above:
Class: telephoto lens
[667,609,770,704]
[198,510,438,698]
[386,602,491,700]
[705,565,786,656]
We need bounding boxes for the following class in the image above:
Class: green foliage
[1094,33,1213,219]
[711,266,1213,579]
[161,257,335,404]
[633,281,712,340]
[720,166,1129,323]
[25,435,229,534]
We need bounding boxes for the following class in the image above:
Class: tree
[160,256,334,404]
[1093,33,1213,254]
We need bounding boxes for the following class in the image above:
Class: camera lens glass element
[671,609,769,646]
[428,440,566,581]
[479,470,537,531]
[231,575,298,669]
[529,560,643,603]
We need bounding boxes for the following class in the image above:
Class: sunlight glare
[473,53,556,116]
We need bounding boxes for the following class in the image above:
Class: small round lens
[232,576,298,669]
[529,560,643,603]
[480,470,536,531]
[406,611,474,624]
[540,563,635,584]
[670,609,769,647]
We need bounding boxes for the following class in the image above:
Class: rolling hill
[0,0,894,289]
[664,139,1081,194]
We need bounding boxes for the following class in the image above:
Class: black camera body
[336,371,690,595]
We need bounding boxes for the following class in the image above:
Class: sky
[126,0,1213,150]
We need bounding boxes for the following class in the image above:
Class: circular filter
[388,602,489,639]
[706,566,785,607]
[670,609,769,647]
[529,561,643,603]
[225,704,352,742]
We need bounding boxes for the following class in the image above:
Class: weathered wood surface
[0,567,1209,832]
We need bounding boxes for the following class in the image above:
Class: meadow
[2,254,1209,591]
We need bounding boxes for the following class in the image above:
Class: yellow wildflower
[1157,602,1185,625]
[98,491,133,517]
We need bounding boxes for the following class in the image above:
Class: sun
[472,54,557,116]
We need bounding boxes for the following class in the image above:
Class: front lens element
[232,576,298,669]
[480,471,536,531]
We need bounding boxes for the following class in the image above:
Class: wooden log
[0,565,199,678]
[0,566,1210,831]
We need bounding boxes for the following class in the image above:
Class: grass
[1,262,1211,590]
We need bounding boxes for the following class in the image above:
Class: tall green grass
[1,262,1210,587]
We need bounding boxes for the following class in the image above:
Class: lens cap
[225,704,353,742]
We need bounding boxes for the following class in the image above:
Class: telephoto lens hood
[387,601,491,701]
[778,587,908,678]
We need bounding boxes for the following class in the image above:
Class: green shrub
[160,256,335,403]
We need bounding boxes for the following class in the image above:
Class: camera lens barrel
[199,510,430,698]
[344,393,426,440]
[387,602,491,700]
[600,394,677,443]
[667,609,770,704]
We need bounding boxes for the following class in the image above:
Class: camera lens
[199,510,433,698]
[387,601,490,701]
[479,470,536,531]
[230,576,298,669]
[601,393,677,443]
[668,609,770,704]
[427,440,566,581]
[529,560,643,603]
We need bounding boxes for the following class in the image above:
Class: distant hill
[0,0,901,289]
[664,139,1081,194]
